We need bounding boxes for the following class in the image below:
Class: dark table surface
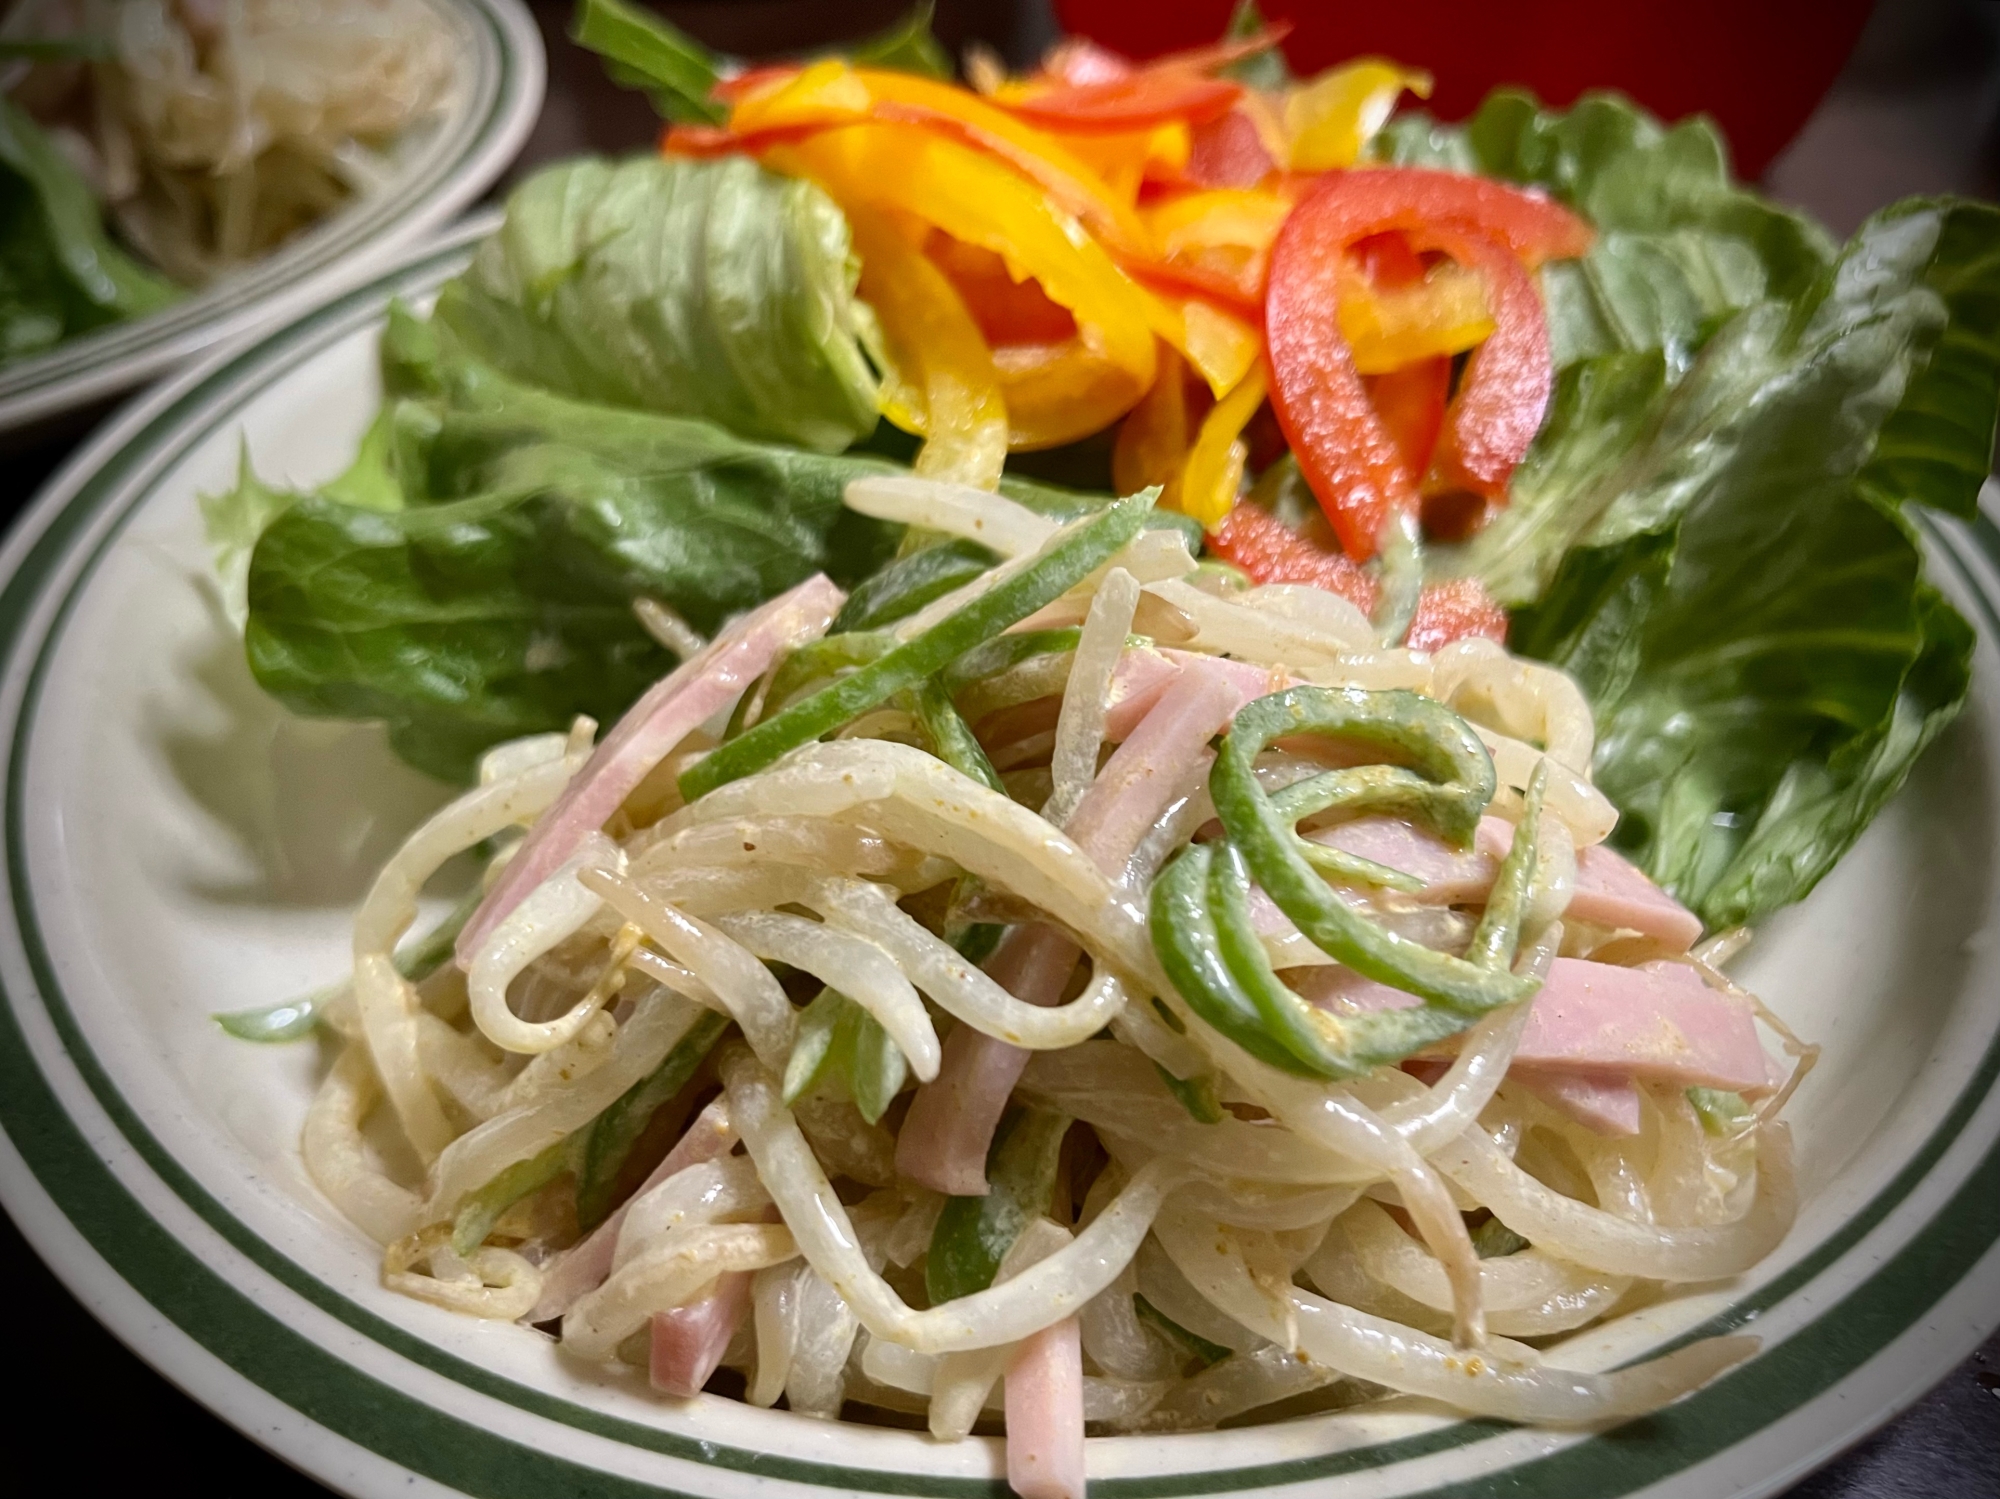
[4,0,2000,1492]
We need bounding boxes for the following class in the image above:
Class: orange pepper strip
[992,341,1151,449]
[847,207,1009,490]
[1177,359,1268,526]
[762,122,1159,397]
[1283,61,1432,172]
[1112,344,1193,501]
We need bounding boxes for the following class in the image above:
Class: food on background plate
[1,0,453,364]
[207,2,1999,1492]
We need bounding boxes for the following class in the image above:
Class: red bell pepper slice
[1365,356,1450,478]
[1351,231,1448,478]
[1405,578,1509,651]
[1207,502,1376,611]
[1207,505,1508,650]
[1185,109,1277,189]
[1265,168,1589,558]
[1408,221,1553,502]
[1039,23,1290,86]
[1004,72,1244,132]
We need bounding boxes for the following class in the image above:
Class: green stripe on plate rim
[0,241,1996,1498]
[0,0,516,403]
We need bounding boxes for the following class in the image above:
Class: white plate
[1,220,1998,1499]
[0,0,542,438]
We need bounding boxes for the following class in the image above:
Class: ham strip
[1305,814,1703,953]
[1513,1068,1643,1136]
[650,1270,755,1397]
[1303,959,1770,1094]
[1005,1317,1086,1499]
[898,662,1252,1195]
[459,575,845,965]
[525,1098,737,1324]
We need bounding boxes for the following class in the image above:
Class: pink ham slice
[1307,816,1497,905]
[458,574,846,966]
[1304,814,1703,953]
[977,647,1272,751]
[1006,1316,1086,1499]
[898,926,1083,1197]
[1299,958,1770,1095]
[525,1097,737,1324]
[1512,1068,1643,1136]
[650,1269,755,1397]
[897,661,1253,1196]
[1475,819,1703,950]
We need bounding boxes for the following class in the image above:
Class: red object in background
[1054,0,1874,178]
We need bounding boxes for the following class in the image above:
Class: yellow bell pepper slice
[1178,360,1268,527]
[993,341,1151,450]
[1112,344,1191,500]
[1056,122,1192,204]
[848,207,1008,490]
[1338,259,1495,374]
[1284,60,1431,172]
[731,58,872,133]
[766,122,1159,403]
[850,70,1153,256]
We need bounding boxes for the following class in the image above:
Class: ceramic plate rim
[1,223,1997,1499]
[0,0,543,435]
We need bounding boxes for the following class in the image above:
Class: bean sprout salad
[287,475,1812,1488]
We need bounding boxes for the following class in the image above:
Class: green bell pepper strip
[1469,1216,1530,1259]
[1210,688,1533,1015]
[215,881,485,1042]
[1150,843,1311,1075]
[746,631,894,736]
[832,538,998,634]
[681,489,1158,801]
[451,1136,576,1254]
[901,677,1004,793]
[1133,1292,1231,1368]
[939,627,1083,695]
[1687,1086,1754,1137]
[783,987,908,1125]
[783,986,847,1105]
[1292,838,1427,893]
[925,1107,1072,1305]
[575,1009,731,1228]
[1153,1061,1224,1124]
[1464,761,1546,973]
[1207,837,1473,1078]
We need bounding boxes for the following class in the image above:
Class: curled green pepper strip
[682,490,1157,801]
[1207,838,1476,1078]
[832,538,998,634]
[1210,687,1534,1016]
[1293,838,1427,893]
[1150,843,1310,1076]
[1466,761,1546,973]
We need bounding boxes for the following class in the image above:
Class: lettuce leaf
[1395,93,1997,927]
[235,306,1106,782]
[432,155,881,454]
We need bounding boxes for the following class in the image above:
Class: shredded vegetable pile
[1,0,453,360]
[207,4,2000,1494]
[253,473,1815,1486]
